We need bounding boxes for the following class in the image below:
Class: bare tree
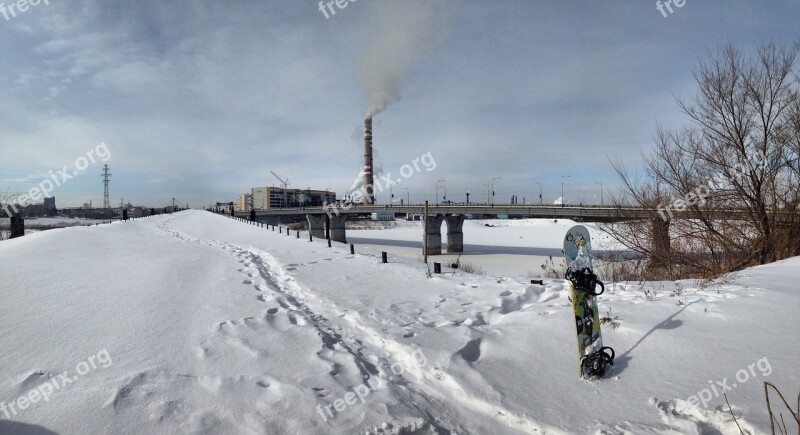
[603,42,799,279]
[0,189,12,241]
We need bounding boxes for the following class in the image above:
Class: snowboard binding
[580,346,615,378]
[565,267,605,296]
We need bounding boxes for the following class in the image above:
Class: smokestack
[363,117,375,204]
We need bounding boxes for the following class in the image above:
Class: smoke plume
[359,0,439,118]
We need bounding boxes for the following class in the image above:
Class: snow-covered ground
[0,210,797,434]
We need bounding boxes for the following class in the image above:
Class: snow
[0,210,797,434]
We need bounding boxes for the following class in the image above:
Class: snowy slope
[0,210,797,434]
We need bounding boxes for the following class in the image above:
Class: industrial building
[249,186,336,210]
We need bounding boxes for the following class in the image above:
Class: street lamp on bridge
[490,177,500,205]
[535,182,543,206]
[436,179,446,205]
[594,181,604,206]
[561,176,571,208]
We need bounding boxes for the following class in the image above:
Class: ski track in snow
[154,219,558,434]
[155,217,768,435]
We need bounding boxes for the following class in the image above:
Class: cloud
[0,0,797,207]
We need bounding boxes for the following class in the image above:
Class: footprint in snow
[456,338,482,363]
[288,311,307,326]
[243,279,254,285]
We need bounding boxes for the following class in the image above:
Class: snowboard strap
[565,267,605,296]
[581,346,615,378]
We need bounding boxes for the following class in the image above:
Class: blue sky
[0,0,797,208]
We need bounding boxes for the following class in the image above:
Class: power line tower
[101,164,111,209]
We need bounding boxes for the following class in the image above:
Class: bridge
[224,203,766,256]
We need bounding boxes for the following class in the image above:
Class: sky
[0,0,797,208]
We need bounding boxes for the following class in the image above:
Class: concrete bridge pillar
[307,214,326,238]
[423,214,445,256]
[445,214,466,253]
[652,218,670,253]
[329,215,348,243]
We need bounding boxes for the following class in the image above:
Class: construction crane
[270,171,290,208]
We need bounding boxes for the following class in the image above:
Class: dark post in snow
[434,262,441,274]
[9,214,24,239]
[123,209,129,221]
[350,244,355,255]
[249,210,255,222]
[296,230,300,239]
[325,215,330,241]
[423,201,429,264]
[382,251,388,264]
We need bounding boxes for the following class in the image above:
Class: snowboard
[563,225,614,378]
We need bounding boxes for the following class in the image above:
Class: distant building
[43,197,56,211]
[250,187,335,209]
[236,193,252,212]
